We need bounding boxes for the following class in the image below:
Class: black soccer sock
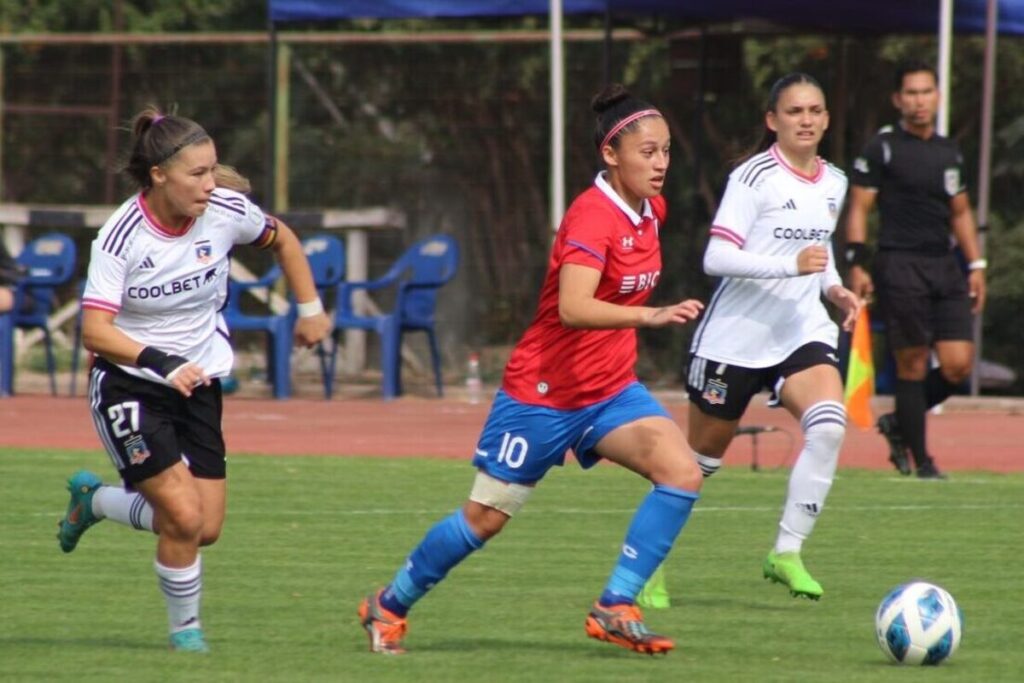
[895,379,929,468]
[924,368,959,409]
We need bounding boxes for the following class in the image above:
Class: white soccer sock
[775,401,845,554]
[92,486,155,532]
[695,452,722,478]
[155,556,203,633]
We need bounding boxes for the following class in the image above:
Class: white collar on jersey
[594,172,654,227]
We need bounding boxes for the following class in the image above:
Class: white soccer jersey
[83,188,273,385]
[691,144,848,367]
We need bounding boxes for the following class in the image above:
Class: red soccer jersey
[502,175,666,408]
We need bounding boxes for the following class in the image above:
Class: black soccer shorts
[686,342,840,421]
[88,358,226,485]
[873,250,973,350]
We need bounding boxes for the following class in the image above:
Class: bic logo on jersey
[619,270,660,295]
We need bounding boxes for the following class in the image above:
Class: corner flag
[844,307,875,430]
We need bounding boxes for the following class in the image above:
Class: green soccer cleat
[636,565,671,609]
[763,551,823,600]
[56,470,103,553]
[169,627,210,653]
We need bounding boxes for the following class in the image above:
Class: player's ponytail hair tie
[599,109,662,150]
[152,114,165,125]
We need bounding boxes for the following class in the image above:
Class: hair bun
[132,105,166,137]
[591,84,631,114]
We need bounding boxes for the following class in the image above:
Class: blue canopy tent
[268,0,1023,34]
[268,0,1013,393]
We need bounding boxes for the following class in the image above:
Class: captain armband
[843,242,873,268]
[251,215,279,250]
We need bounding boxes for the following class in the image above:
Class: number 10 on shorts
[497,432,528,469]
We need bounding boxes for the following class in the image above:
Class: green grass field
[1,447,1021,682]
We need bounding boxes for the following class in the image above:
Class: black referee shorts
[87,358,226,486]
[873,250,973,351]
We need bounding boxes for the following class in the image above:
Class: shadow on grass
[0,635,159,651]
[682,595,797,611]
[365,636,601,656]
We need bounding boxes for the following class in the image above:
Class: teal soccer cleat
[169,627,210,653]
[56,470,102,553]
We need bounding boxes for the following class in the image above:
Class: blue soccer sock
[379,509,484,617]
[599,484,699,607]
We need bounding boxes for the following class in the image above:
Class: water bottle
[465,353,482,404]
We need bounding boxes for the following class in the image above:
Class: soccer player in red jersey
[359,84,705,656]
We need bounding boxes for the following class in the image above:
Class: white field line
[27,501,1024,519]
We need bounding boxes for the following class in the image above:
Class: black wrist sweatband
[844,242,872,268]
[137,346,190,379]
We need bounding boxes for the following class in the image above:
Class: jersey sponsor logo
[702,378,728,405]
[124,434,151,465]
[781,198,797,210]
[619,270,660,294]
[195,240,213,264]
[126,268,218,300]
[138,256,156,270]
[620,235,635,251]
[773,226,831,241]
[944,167,960,196]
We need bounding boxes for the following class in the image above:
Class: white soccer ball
[875,581,963,665]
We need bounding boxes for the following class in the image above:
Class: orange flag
[844,307,875,430]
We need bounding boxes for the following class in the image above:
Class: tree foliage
[2,6,1023,390]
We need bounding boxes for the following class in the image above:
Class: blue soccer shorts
[470,382,670,485]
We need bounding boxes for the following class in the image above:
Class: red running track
[3,393,1021,473]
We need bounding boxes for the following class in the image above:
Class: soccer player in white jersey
[661,73,861,600]
[55,107,331,652]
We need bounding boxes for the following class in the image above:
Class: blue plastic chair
[300,235,346,397]
[329,234,459,400]
[224,235,344,399]
[69,279,88,396]
[9,233,78,396]
[0,311,13,396]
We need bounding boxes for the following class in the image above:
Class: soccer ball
[875,581,963,665]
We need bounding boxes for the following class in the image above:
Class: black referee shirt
[850,124,966,254]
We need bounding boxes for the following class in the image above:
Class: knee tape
[469,471,533,517]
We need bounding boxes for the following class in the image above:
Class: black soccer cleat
[877,413,911,476]
[915,458,948,480]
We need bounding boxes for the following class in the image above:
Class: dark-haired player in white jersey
[358,85,705,656]
[55,106,331,652]
[670,73,860,601]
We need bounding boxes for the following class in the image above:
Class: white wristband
[967,259,988,271]
[296,297,324,318]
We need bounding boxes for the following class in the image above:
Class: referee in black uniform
[845,60,986,479]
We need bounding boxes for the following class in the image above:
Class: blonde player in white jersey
[55,107,331,652]
[675,73,861,601]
